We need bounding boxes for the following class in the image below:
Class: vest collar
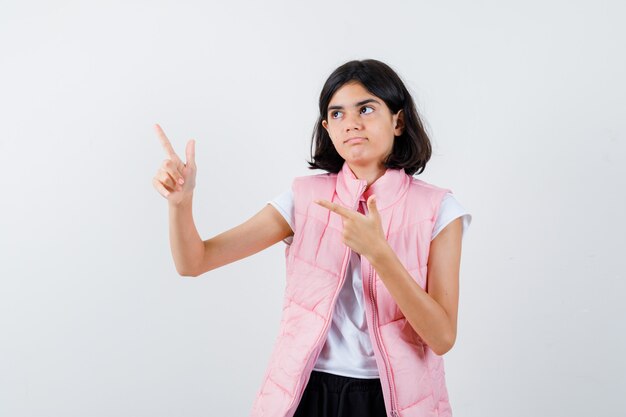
[335,160,411,210]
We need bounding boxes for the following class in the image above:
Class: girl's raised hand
[152,123,197,205]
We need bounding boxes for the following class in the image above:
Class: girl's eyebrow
[328,98,381,112]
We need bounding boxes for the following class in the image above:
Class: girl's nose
[344,111,363,131]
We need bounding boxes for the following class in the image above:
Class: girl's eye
[329,106,373,119]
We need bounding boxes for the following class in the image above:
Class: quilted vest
[250,161,453,417]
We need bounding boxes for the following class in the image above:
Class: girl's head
[307,59,432,176]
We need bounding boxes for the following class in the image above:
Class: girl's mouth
[344,137,367,144]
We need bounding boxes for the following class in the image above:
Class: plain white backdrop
[1,1,624,416]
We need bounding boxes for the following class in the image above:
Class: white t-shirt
[267,190,472,379]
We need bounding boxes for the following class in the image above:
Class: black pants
[293,370,387,417]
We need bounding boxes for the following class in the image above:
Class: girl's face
[322,81,404,170]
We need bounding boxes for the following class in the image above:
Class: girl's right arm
[153,124,293,277]
[168,199,292,277]
[192,203,292,276]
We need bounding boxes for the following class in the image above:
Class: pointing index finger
[154,123,177,159]
[314,199,356,219]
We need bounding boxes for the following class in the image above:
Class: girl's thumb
[367,194,378,214]
[185,139,196,167]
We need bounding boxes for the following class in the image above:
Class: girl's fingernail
[179,178,184,184]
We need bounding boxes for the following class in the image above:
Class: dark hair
[307,59,432,176]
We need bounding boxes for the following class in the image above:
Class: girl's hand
[152,123,197,206]
[314,195,389,260]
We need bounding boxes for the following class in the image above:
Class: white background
[1,1,624,416]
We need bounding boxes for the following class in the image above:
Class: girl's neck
[347,162,387,190]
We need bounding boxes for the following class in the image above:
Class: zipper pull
[355,182,367,209]
[391,411,400,417]
[354,184,366,210]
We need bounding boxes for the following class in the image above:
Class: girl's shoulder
[292,171,336,184]
[407,177,453,206]
[409,176,452,193]
[290,172,337,195]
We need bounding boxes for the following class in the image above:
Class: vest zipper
[369,263,399,417]
[357,182,399,417]
[291,183,399,417]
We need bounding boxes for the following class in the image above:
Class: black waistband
[307,370,382,393]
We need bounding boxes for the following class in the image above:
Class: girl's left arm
[314,196,463,356]
[368,217,463,356]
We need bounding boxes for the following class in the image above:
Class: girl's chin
[342,151,378,162]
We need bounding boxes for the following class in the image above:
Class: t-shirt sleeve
[432,192,472,241]
[266,188,295,245]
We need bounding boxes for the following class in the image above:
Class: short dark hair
[307,59,432,176]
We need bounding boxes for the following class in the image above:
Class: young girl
[153,59,471,417]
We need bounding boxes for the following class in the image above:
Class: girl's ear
[321,120,328,130]
[393,110,405,136]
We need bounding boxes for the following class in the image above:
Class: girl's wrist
[168,194,194,209]
[367,240,393,266]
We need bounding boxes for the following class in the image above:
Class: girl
[153,59,471,417]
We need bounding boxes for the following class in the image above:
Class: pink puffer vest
[250,161,453,417]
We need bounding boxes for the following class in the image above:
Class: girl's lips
[344,137,367,144]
